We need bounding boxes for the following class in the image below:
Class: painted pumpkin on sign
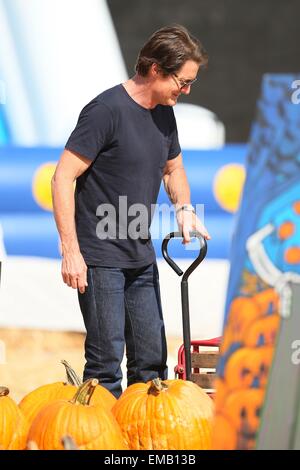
[221,296,262,354]
[214,388,264,450]
[224,346,274,391]
[244,314,280,347]
[252,289,279,316]
[212,414,237,450]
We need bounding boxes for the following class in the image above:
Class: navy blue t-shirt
[65,84,181,268]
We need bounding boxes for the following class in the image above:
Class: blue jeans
[78,263,168,398]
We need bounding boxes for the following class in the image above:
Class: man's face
[153,60,200,106]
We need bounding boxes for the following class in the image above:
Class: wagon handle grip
[162,231,207,280]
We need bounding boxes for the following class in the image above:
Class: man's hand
[61,251,88,294]
[176,210,211,245]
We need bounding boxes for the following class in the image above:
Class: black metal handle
[161,231,207,280]
[161,231,208,381]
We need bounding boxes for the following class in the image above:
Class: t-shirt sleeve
[168,107,181,160]
[65,99,113,161]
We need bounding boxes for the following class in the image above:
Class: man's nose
[181,85,191,95]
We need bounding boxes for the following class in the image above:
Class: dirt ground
[0,328,181,402]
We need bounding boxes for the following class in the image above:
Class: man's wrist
[175,203,195,214]
[61,241,81,257]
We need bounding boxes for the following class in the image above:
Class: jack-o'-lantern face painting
[228,297,261,336]
[244,314,280,347]
[225,389,264,450]
[220,297,262,354]
[219,290,280,381]
[212,389,264,450]
[224,346,273,391]
[252,289,279,315]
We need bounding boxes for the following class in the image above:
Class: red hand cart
[162,231,221,394]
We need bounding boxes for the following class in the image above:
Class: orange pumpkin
[19,360,116,426]
[27,379,127,450]
[0,386,29,450]
[27,435,78,450]
[112,378,214,450]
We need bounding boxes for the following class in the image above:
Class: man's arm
[162,153,211,244]
[51,149,92,293]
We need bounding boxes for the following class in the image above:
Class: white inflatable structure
[0,0,128,146]
[174,103,225,149]
[0,224,5,262]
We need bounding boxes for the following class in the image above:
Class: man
[52,24,210,398]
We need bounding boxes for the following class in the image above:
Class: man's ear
[151,63,160,76]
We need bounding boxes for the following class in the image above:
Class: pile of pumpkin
[0,360,214,450]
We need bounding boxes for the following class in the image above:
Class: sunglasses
[172,73,198,90]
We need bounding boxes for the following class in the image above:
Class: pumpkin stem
[0,387,9,397]
[61,360,82,387]
[148,378,168,395]
[70,378,98,405]
[62,435,78,450]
